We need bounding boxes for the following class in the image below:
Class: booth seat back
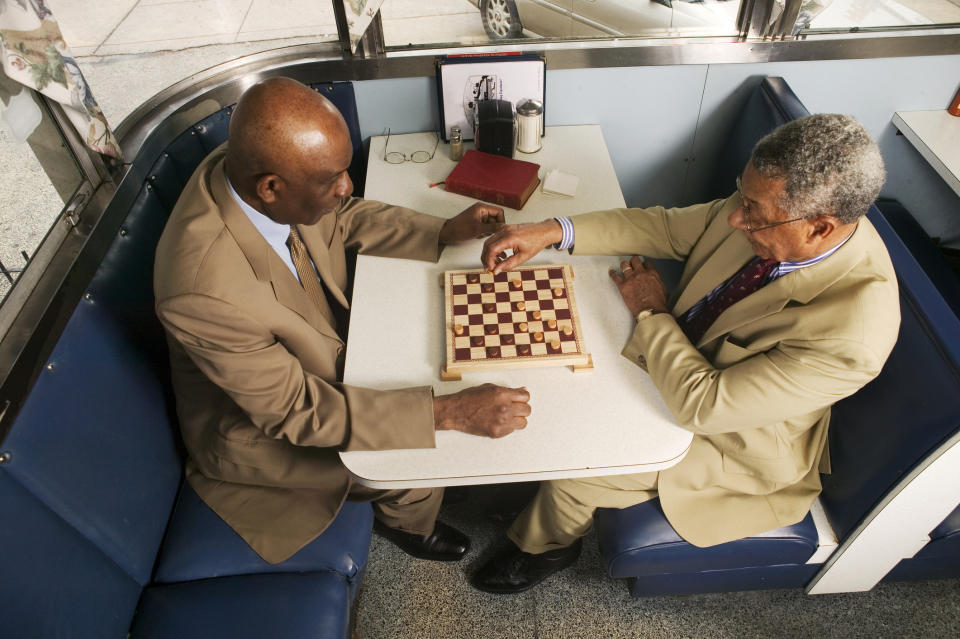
[820,204,960,540]
[0,82,366,637]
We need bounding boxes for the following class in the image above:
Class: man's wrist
[552,217,574,250]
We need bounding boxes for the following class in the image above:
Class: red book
[445,150,540,210]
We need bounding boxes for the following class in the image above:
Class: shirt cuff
[552,217,575,251]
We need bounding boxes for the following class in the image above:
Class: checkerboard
[441,264,593,380]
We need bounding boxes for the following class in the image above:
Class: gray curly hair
[750,114,885,225]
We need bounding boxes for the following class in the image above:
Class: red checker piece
[486,346,501,358]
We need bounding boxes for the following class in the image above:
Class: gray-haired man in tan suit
[155,77,530,565]
[472,114,900,593]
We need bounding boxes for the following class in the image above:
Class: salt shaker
[450,125,463,160]
[515,99,543,154]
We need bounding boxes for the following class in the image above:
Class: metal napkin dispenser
[474,99,515,158]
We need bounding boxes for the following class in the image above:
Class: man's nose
[336,171,353,198]
[728,203,747,230]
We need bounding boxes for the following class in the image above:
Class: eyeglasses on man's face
[735,175,816,234]
[383,129,440,164]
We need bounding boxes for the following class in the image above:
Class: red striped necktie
[678,256,780,344]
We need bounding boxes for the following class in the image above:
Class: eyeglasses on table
[383,129,441,164]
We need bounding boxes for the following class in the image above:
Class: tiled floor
[356,483,960,639]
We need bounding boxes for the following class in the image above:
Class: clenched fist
[433,383,531,438]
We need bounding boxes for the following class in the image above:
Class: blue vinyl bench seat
[598,500,819,597]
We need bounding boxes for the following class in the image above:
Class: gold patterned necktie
[287,226,328,313]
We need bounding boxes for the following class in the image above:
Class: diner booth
[1,1,960,637]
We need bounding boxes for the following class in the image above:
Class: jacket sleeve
[570,197,730,260]
[335,197,446,263]
[157,292,437,452]
[622,313,890,435]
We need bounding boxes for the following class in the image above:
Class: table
[892,110,960,198]
[339,125,692,488]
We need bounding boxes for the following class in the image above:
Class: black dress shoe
[373,519,471,561]
[471,539,582,594]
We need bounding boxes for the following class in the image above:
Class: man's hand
[481,220,563,274]
[439,202,506,245]
[433,383,531,438]
[609,256,669,317]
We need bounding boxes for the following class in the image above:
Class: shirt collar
[226,177,302,279]
[776,226,855,275]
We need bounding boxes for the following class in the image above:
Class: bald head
[225,77,354,225]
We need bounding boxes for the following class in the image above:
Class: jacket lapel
[209,159,343,343]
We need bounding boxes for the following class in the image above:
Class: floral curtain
[343,0,387,53]
[0,0,121,159]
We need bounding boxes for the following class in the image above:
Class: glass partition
[379,1,960,47]
[382,0,743,45]
[0,77,83,306]
[803,0,960,32]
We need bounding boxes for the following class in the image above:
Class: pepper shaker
[450,125,463,160]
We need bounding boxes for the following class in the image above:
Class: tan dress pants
[507,472,660,554]
[348,481,444,537]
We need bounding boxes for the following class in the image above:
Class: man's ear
[807,216,840,242]
[255,173,283,205]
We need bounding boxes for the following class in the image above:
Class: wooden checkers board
[442,265,593,380]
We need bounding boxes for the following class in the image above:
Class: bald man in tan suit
[155,78,530,565]
[472,114,900,593]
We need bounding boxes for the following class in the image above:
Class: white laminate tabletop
[893,110,960,198]
[339,125,692,488]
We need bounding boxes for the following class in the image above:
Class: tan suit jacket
[571,195,900,546]
[154,148,446,563]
